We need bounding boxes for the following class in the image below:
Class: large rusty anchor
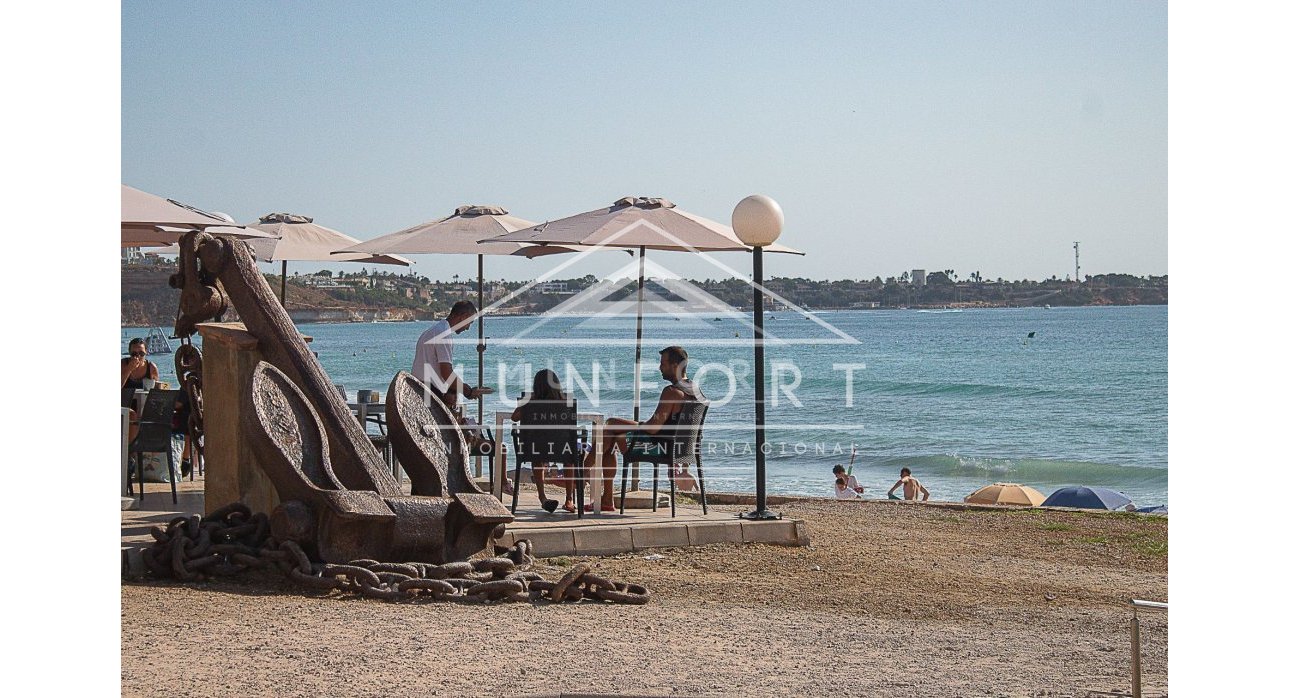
[243,362,509,563]
[172,230,512,563]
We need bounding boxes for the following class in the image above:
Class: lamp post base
[740,508,781,521]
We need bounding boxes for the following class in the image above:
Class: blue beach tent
[1041,486,1133,511]
[1137,504,1168,515]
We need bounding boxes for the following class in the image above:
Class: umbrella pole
[280,261,288,306]
[632,246,645,491]
[476,254,485,479]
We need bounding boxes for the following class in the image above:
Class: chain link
[139,502,650,605]
[174,338,205,470]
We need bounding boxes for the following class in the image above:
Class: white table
[347,401,401,481]
[493,410,606,513]
[347,401,385,429]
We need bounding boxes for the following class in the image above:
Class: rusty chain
[174,338,205,471]
[139,502,650,605]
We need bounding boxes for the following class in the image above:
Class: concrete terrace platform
[121,478,809,566]
[496,491,809,557]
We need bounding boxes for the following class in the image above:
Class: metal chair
[510,398,586,517]
[344,388,396,480]
[129,389,182,505]
[618,399,709,517]
[471,426,498,485]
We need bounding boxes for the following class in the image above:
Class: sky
[122,0,1166,282]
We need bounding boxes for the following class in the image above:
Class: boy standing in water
[887,467,930,501]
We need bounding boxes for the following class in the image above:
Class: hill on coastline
[121,262,1167,327]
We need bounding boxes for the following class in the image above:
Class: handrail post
[1130,609,1142,698]
[1128,599,1166,698]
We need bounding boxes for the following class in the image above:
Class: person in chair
[585,346,705,512]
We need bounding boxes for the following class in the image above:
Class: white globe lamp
[732,194,784,248]
[733,193,784,521]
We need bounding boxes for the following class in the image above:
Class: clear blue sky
[122,0,1166,282]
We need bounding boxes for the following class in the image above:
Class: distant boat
[713,317,723,322]
[1044,304,1052,310]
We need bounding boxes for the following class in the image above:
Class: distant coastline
[122,263,1167,326]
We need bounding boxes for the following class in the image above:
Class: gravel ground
[122,499,1167,697]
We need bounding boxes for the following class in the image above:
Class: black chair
[129,389,182,505]
[430,419,496,489]
[345,389,396,480]
[510,398,586,517]
[471,426,498,485]
[618,399,709,517]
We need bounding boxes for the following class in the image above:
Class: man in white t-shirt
[412,300,482,408]
[832,464,864,498]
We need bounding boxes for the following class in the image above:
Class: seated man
[887,467,930,501]
[834,477,860,500]
[584,346,704,512]
[673,464,699,493]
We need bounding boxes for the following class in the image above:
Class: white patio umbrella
[335,204,583,427]
[246,213,411,304]
[121,184,269,247]
[488,196,803,424]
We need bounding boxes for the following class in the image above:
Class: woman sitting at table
[121,338,159,408]
[512,369,577,513]
[121,338,159,443]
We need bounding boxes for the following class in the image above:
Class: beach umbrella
[487,196,804,426]
[121,184,269,247]
[963,482,1046,507]
[1041,486,1133,511]
[335,204,581,426]
[246,213,411,304]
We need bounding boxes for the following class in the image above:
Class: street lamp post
[733,194,784,521]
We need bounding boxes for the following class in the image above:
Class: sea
[124,304,1167,506]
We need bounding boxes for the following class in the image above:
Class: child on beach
[832,464,864,497]
[834,477,860,500]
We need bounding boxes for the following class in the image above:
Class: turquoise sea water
[124,305,1167,506]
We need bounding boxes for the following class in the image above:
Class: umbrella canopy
[485,196,803,496]
[964,482,1046,507]
[332,204,595,461]
[486,197,803,254]
[1041,486,1133,511]
[247,213,410,266]
[337,204,540,257]
[124,224,278,249]
[122,185,261,247]
[246,213,410,305]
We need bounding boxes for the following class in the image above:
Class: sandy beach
[121,497,1166,697]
